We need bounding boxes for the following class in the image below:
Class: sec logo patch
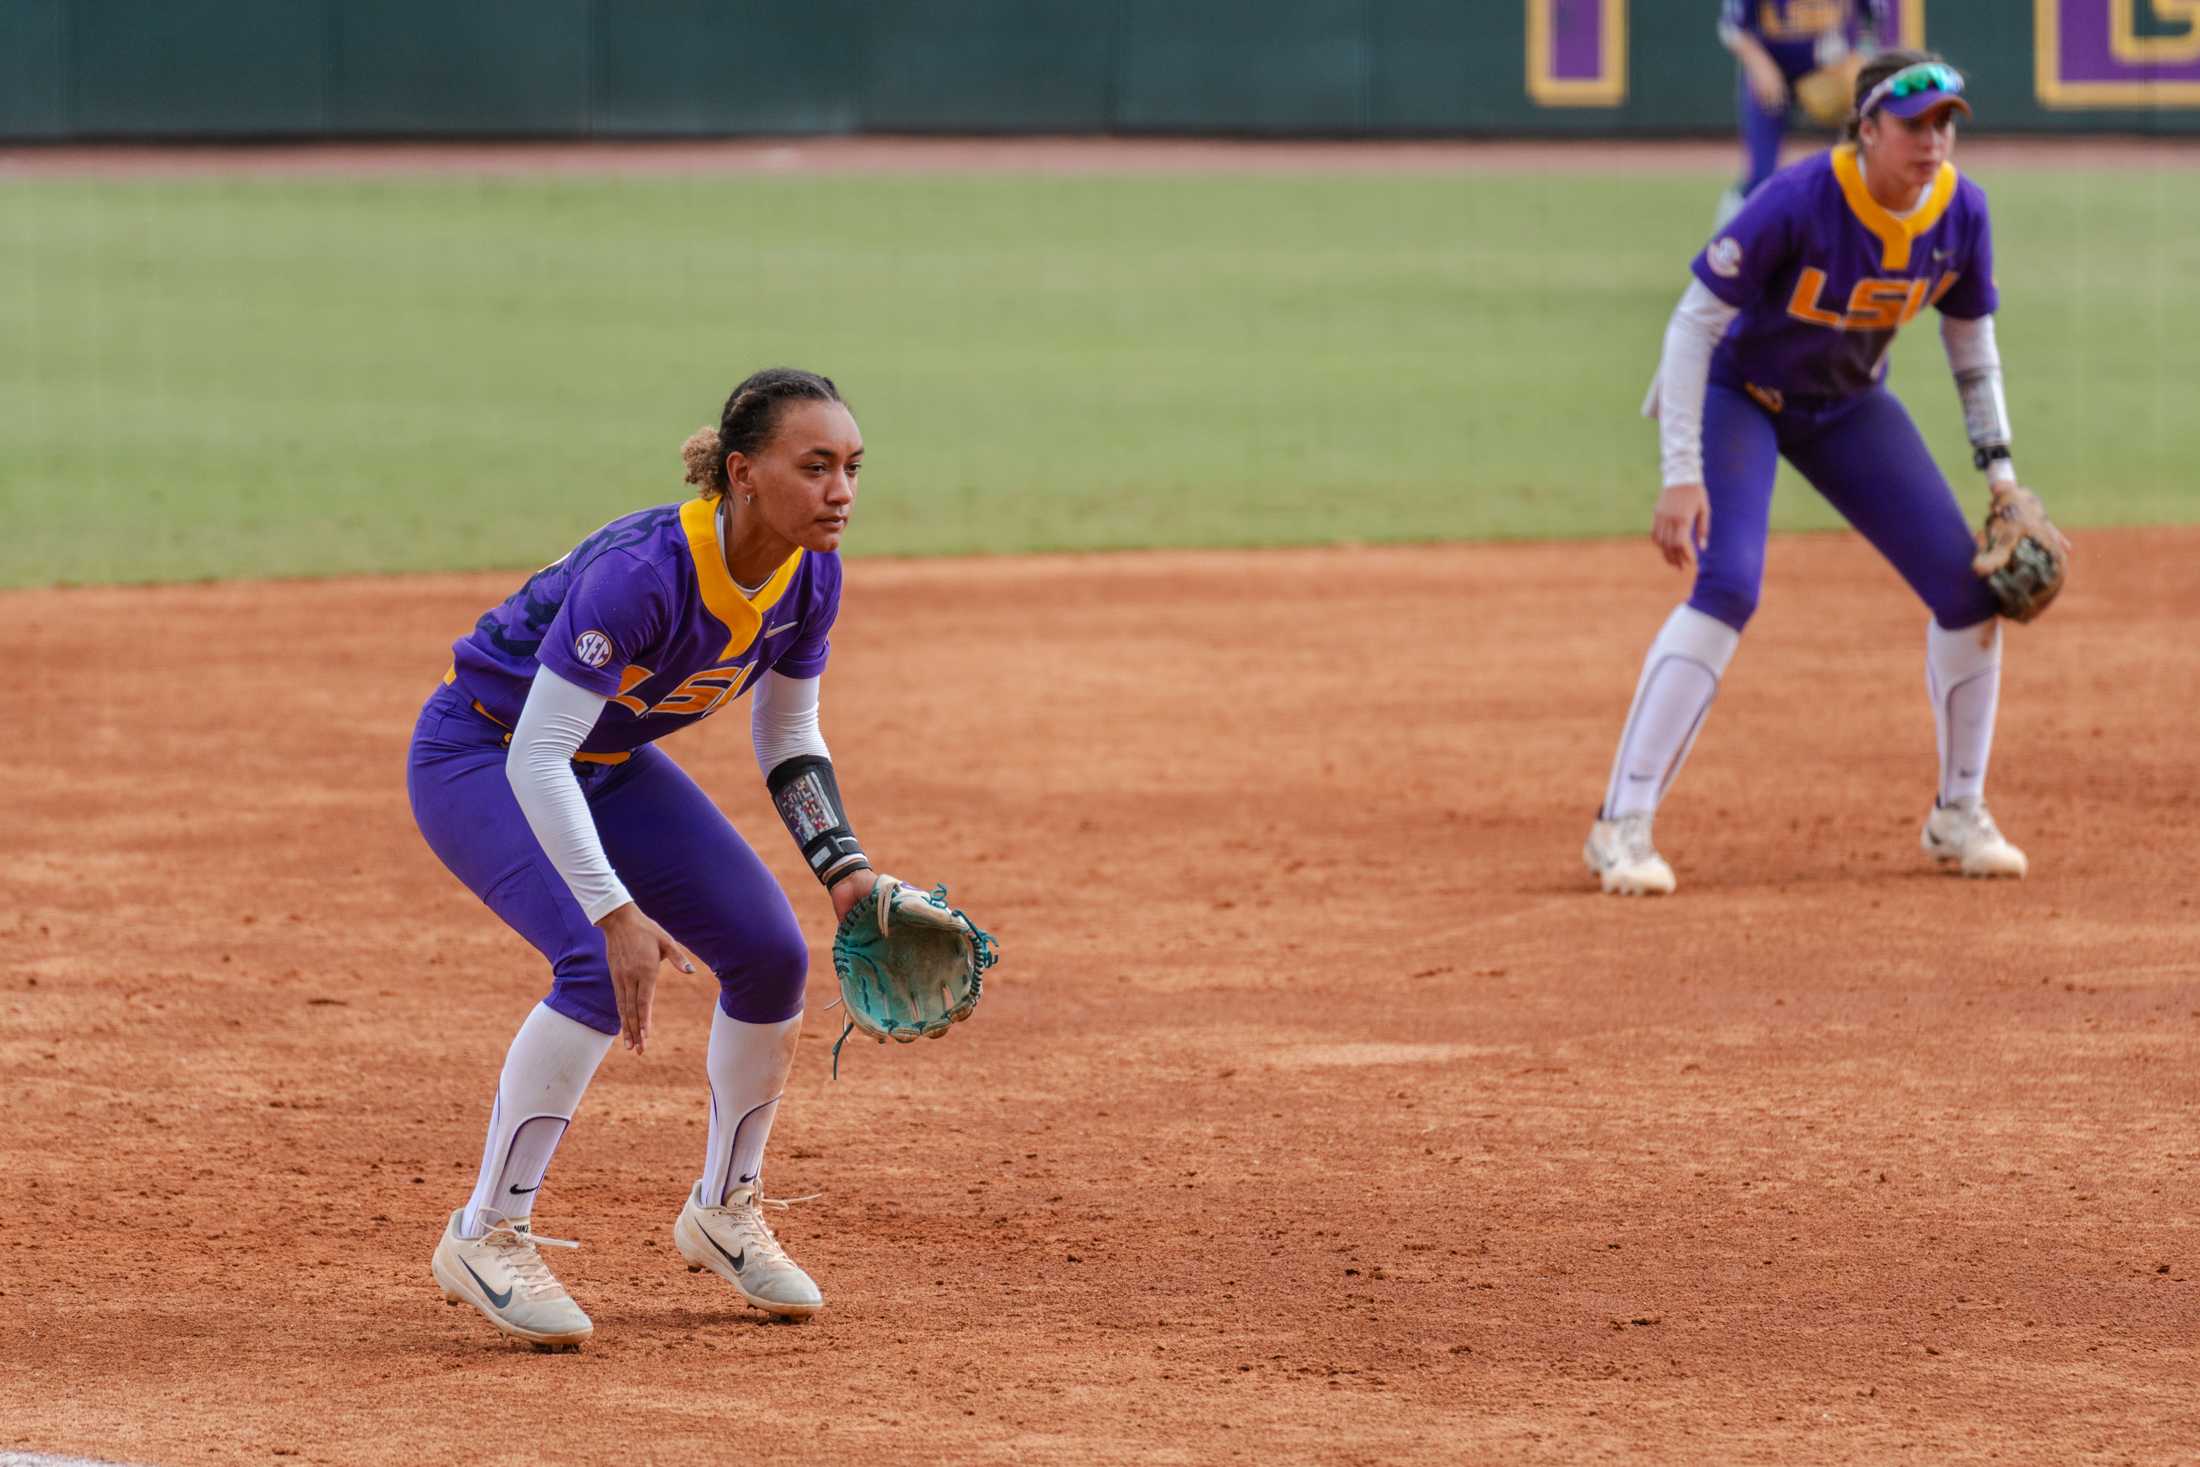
[1706,236,1743,279]
[573,630,614,669]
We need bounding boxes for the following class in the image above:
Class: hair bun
[680,426,726,492]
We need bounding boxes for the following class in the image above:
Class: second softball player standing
[1719,0,1888,223]
[1587,52,2049,896]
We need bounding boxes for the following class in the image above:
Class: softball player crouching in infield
[1587,52,2046,897]
[409,368,893,1346]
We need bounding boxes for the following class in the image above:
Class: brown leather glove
[1971,483,2071,623]
[1793,55,1864,125]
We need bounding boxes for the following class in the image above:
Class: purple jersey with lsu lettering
[1692,144,1996,401]
[448,496,839,761]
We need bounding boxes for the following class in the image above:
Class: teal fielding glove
[829,876,997,1075]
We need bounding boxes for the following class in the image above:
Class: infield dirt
[5,529,2197,1465]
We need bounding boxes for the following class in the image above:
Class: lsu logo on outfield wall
[1526,0,1628,106]
[1524,1,1925,108]
[2037,0,2200,106]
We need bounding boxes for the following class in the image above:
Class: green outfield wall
[3,1,2197,140]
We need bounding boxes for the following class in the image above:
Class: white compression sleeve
[1941,313,2016,485]
[1643,279,1742,489]
[508,666,632,924]
[1939,311,1999,374]
[750,670,831,778]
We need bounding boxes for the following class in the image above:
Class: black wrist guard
[766,755,871,888]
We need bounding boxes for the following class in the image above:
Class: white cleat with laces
[1921,796,2028,878]
[431,1208,593,1350]
[1584,812,1678,896]
[675,1179,824,1321]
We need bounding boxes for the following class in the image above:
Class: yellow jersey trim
[466,696,628,764]
[678,497,805,659]
[1830,145,1958,271]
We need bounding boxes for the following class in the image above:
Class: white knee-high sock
[461,1003,613,1237]
[1926,617,2003,806]
[700,1008,803,1206]
[1603,604,1743,820]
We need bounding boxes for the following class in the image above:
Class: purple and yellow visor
[1860,61,1972,121]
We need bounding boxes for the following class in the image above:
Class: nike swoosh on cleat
[508,1183,541,1195]
[459,1256,514,1309]
[699,1227,748,1275]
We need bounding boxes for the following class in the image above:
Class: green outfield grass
[3,164,2196,587]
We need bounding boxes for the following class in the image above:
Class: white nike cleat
[1584,812,1678,896]
[1921,796,2028,878]
[431,1208,593,1351]
[674,1180,824,1321]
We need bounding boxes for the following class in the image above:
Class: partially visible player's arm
[508,666,632,922]
[751,668,831,773]
[1859,0,1891,47]
[752,671,874,913]
[513,666,691,1053]
[1940,313,2018,487]
[1718,6,1788,106]
[1715,0,1747,47]
[1642,280,1744,569]
[1645,278,1743,487]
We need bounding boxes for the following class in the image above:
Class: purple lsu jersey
[1691,144,1996,401]
[447,496,840,762]
[1721,0,1883,72]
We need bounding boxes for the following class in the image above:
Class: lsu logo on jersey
[1757,0,1846,40]
[608,663,756,719]
[1786,267,1963,332]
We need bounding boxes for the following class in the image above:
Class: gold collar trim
[679,497,804,659]
[1830,144,1958,271]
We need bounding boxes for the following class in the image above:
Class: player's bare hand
[830,867,881,923]
[1745,53,1789,110]
[1652,483,1710,570]
[596,901,695,1055]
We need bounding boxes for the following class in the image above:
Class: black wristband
[1973,444,2012,472]
[766,755,870,888]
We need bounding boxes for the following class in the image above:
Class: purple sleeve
[538,549,670,697]
[1935,199,1999,321]
[1691,187,1794,309]
[772,557,841,680]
